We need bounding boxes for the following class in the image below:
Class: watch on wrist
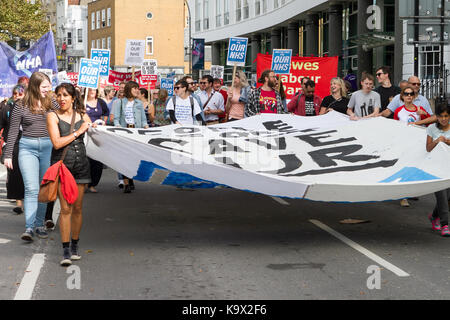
[73,132,78,138]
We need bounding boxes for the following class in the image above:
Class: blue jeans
[18,137,52,229]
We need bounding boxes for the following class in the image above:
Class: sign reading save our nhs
[91,49,110,77]
[226,37,248,67]
[78,58,101,89]
[271,49,292,74]
[0,31,58,97]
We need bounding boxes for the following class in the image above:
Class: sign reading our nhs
[77,58,101,89]
[90,49,110,77]
[271,49,292,74]
[161,78,174,96]
[0,31,58,97]
[226,37,248,66]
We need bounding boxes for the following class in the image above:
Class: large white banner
[85,112,450,202]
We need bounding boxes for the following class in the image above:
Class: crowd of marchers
[0,65,449,267]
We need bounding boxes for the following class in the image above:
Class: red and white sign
[108,70,142,89]
[67,72,79,86]
[256,53,338,100]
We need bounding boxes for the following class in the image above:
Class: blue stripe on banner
[379,167,441,183]
[133,160,226,189]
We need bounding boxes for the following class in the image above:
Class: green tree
[0,0,50,42]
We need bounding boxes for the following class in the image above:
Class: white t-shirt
[198,90,225,122]
[124,101,135,125]
[166,96,202,125]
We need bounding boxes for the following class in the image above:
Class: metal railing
[420,67,449,101]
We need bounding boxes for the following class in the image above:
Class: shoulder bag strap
[202,91,214,109]
[59,109,77,162]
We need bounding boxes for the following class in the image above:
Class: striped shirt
[4,99,59,159]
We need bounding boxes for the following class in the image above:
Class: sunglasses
[376,72,384,77]
[403,91,415,96]
[174,86,181,90]
[409,82,420,86]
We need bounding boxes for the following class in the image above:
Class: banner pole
[148,81,152,105]
[132,66,135,82]
[225,63,237,119]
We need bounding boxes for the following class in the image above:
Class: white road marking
[309,219,410,277]
[14,254,46,300]
[271,196,290,205]
[0,238,10,244]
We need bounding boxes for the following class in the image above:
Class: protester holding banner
[102,85,116,125]
[47,83,94,265]
[85,88,109,193]
[374,66,401,116]
[0,85,25,214]
[226,70,251,121]
[245,69,285,117]
[287,79,322,116]
[198,75,225,125]
[137,88,150,125]
[346,73,381,120]
[319,77,349,115]
[394,86,431,124]
[112,80,149,193]
[166,79,204,126]
[213,78,228,123]
[4,72,59,241]
[149,89,171,127]
[275,76,288,113]
[425,103,450,237]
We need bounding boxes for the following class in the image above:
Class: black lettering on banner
[308,144,379,168]
[296,131,356,147]
[262,120,298,133]
[107,127,133,134]
[148,138,191,154]
[246,137,287,150]
[137,129,162,135]
[209,139,248,155]
[258,154,302,174]
[282,159,398,177]
[220,131,249,138]
[214,157,243,169]
[174,127,201,134]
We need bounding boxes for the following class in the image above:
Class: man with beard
[245,69,285,117]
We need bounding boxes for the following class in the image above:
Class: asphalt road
[1,166,450,301]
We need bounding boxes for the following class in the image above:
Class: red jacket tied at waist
[41,160,78,204]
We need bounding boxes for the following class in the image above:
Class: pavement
[1,165,450,301]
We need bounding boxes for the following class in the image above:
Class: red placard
[256,53,338,100]
[108,70,142,89]
[67,72,78,86]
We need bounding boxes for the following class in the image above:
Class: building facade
[87,0,185,76]
[56,0,89,72]
[189,0,449,99]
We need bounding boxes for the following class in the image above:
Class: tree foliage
[0,0,50,42]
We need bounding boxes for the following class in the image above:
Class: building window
[91,39,95,49]
[216,0,222,27]
[107,36,111,49]
[77,29,82,43]
[274,0,278,8]
[195,0,201,31]
[67,32,72,45]
[224,0,230,25]
[255,1,261,15]
[262,0,267,13]
[102,38,106,49]
[96,11,100,29]
[146,36,153,55]
[420,45,441,79]
[96,39,100,49]
[102,9,106,27]
[203,0,209,30]
[236,0,242,22]
[243,0,249,19]
[91,12,95,30]
[107,8,111,27]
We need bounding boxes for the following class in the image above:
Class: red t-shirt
[259,89,277,114]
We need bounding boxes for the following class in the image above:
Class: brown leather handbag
[38,110,76,203]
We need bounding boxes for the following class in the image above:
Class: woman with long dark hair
[4,72,59,241]
[47,83,94,266]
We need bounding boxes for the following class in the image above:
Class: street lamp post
[184,0,192,76]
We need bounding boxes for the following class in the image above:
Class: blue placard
[271,49,292,74]
[90,49,110,77]
[160,78,174,96]
[78,58,101,89]
[226,37,248,66]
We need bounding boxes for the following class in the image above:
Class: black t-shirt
[304,96,315,116]
[320,95,349,115]
[375,85,401,111]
